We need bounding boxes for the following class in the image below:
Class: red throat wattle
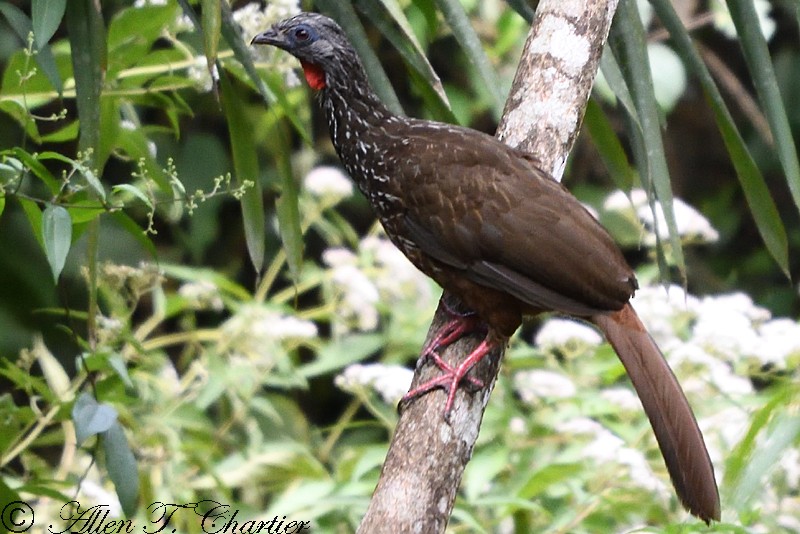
[300,61,326,90]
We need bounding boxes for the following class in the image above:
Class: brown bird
[252,12,720,523]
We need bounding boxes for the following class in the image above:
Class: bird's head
[251,12,356,91]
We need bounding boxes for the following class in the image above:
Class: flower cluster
[323,234,437,335]
[335,363,413,405]
[218,304,317,367]
[233,0,302,85]
[604,189,719,245]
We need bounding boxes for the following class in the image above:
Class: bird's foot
[401,337,495,419]
[418,301,486,364]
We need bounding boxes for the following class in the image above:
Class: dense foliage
[0,0,799,532]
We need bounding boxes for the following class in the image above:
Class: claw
[401,336,496,417]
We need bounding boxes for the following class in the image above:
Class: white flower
[699,406,750,465]
[134,0,167,6]
[604,189,719,245]
[335,363,413,405]
[509,416,527,435]
[600,387,641,412]
[78,479,123,518]
[188,56,214,92]
[557,417,668,496]
[667,341,753,396]
[755,318,800,367]
[534,318,602,349]
[329,263,380,332]
[514,369,576,405]
[304,166,353,199]
[234,1,300,64]
[780,448,800,491]
[710,0,775,41]
[648,43,686,111]
[360,235,433,304]
[629,284,697,345]
[179,280,224,311]
[220,305,317,363]
[691,292,769,361]
[322,247,357,267]
[556,417,606,436]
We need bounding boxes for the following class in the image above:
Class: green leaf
[726,0,800,243]
[0,196,5,218]
[220,70,266,273]
[17,196,43,248]
[0,100,41,143]
[504,0,535,23]
[0,2,63,94]
[583,99,635,192]
[272,123,303,281]
[610,0,685,281]
[72,392,118,446]
[102,421,139,517]
[299,334,384,378]
[355,0,451,112]
[110,211,158,259]
[435,0,505,118]
[9,147,59,193]
[201,0,221,85]
[42,204,72,282]
[725,385,798,509]
[66,0,107,161]
[649,0,789,277]
[112,184,154,211]
[40,120,79,143]
[32,0,65,48]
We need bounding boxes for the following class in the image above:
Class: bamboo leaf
[584,99,635,192]
[435,0,505,118]
[220,70,266,274]
[503,0,535,23]
[272,123,303,280]
[726,0,800,234]
[201,0,221,87]
[356,0,451,110]
[610,0,685,280]
[650,0,789,276]
[42,204,72,282]
[65,0,106,161]
[32,0,65,48]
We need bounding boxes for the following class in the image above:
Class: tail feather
[592,303,720,523]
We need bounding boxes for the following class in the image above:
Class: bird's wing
[393,125,635,314]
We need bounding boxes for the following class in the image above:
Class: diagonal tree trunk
[357,2,621,532]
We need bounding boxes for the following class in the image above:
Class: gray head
[251,12,364,91]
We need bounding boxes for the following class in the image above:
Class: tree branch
[357,2,620,532]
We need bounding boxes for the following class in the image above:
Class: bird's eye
[294,27,310,41]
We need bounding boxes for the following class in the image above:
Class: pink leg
[402,334,498,418]
[417,304,486,389]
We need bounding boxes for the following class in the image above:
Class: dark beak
[250,28,282,46]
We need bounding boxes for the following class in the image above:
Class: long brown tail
[591,303,720,523]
